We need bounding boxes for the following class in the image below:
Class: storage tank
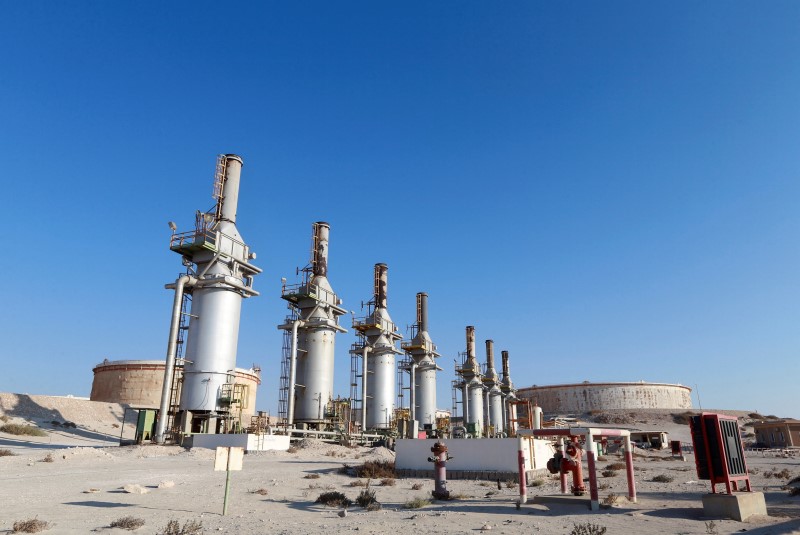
[517,381,693,413]
[91,359,260,420]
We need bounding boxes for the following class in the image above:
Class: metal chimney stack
[156,154,262,442]
[401,292,441,432]
[483,340,504,435]
[352,263,402,431]
[278,222,347,428]
[458,326,485,437]
[500,350,518,435]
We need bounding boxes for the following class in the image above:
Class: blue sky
[2,2,798,418]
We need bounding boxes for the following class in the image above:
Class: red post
[623,436,637,503]
[586,433,599,511]
[429,440,451,500]
[518,436,528,504]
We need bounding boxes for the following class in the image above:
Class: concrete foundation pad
[532,494,591,509]
[701,492,767,522]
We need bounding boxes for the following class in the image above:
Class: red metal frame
[693,413,752,494]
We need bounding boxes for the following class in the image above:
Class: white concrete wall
[190,433,289,452]
[396,438,554,473]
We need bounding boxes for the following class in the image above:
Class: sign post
[214,446,244,516]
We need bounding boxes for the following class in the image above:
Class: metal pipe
[624,435,637,503]
[287,319,304,427]
[312,222,329,277]
[155,274,194,443]
[466,326,476,362]
[410,362,417,436]
[219,154,243,223]
[418,292,428,333]
[374,263,388,309]
[361,346,371,433]
[485,340,495,372]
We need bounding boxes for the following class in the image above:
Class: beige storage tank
[90,360,261,420]
[517,381,692,413]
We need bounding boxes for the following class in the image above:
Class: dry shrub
[601,493,619,506]
[571,522,607,535]
[478,481,493,487]
[652,474,674,483]
[251,488,269,496]
[110,516,145,530]
[347,480,367,487]
[606,462,626,471]
[672,411,695,425]
[354,460,395,479]
[0,415,9,423]
[41,453,54,463]
[304,473,321,479]
[404,497,431,509]
[598,483,610,490]
[505,479,517,488]
[774,469,791,480]
[356,486,380,510]
[1,424,47,437]
[411,483,423,490]
[12,519,49,533]
[530,478,546,487]
[601,470,618,478]
[286,446,299,454]
[315,491,352,508]
[157,519,203,535]
[0,449,16,457]
[380,478,395,486]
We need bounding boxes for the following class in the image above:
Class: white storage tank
[517,381,692,413]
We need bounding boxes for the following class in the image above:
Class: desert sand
[1,394,799,535]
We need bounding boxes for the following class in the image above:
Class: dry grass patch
[12,519,49,533]
[41,453,54,463]
[110,516,145,530]
[250,488,269,496]
[601,470,618,478]
[606,462,626,471]
[304,473,321,479]
[354,460,395,479]
[356,486,381,511]
[157,520,203,535]
[380,478,395,486]
[404,497,432,509]
[347,480,367,487]
[286,446,299,454]
[530,478,546,487]
[652,474,674,483]
[0,448,16,457]
[411,483,424,490]
[1,424,47,437]
[315,491,352,508]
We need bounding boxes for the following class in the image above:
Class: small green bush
[1,424,47,437]
[570,522,607,535]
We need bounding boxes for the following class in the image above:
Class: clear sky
[2,2,798,418]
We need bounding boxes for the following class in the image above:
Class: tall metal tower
[400,292,441,435]
[455,326,485,437]
[482,340,504,436]
[278,222,347,430]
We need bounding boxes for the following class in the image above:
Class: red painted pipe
[518,437,527,504]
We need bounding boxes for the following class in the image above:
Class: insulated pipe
[219,155,243,223]
[518,435,528,504]
[466,326,476,364]
[312,222,329,277]
[361,346,371,433]
[155,274,194,444]
[418,292,428,332]
[410,362,417,436]
[586,431,599,511]
[374,263,388,309]
[559,438,568,494]
[624,435,637,503]
[287,319,305,427]
[485,340,495,373]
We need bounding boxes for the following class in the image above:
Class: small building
[629,430,669,449]
[752,419,800,448]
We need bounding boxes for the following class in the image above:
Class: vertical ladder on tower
[212,154,227,220]
[165,289,192,441]
[277,311,297,431]
[349,339,365,434]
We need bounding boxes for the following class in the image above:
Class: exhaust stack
[401,292,441,434]
[156,154,262,442]
[278,222,347,428]
[352,263,402,431]
[484,340,504,435]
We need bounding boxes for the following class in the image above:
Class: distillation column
[279,222,347,428]
[158,154,262,439]
[458,326,484,437]
[483,340,504,436]
[352,264,402,431]
[500,350,518,436]
[401,293,441,432]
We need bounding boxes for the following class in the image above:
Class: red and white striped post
[517,436,528,505]
[558,437,568,494]
[585,432,599,511]
[623,435,637,503]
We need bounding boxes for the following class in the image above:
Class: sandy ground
[1,397,799,534]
